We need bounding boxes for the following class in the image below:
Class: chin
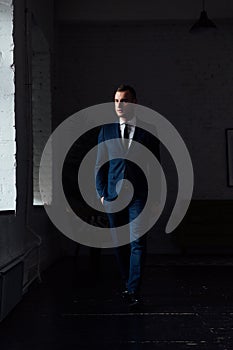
[117,113,125,118]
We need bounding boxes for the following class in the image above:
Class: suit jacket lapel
[116,122,121,139]
[113,121,125,151]
[112,120,143,154]
[127,125,142,154]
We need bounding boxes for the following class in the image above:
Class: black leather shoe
[121,289,129,299]
[128,293,141,307]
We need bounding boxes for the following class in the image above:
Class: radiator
[0,259,24,321]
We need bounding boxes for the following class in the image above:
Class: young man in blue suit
[95,84,160,306]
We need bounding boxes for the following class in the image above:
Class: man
[95,84,160,306]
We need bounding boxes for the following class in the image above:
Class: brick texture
[0,0,16,211]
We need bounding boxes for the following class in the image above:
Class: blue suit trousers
[106,194,147,294]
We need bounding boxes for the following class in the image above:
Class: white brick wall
[0,0,16,211]
[31,19,52,205]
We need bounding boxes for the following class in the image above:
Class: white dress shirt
[119,116,136,149]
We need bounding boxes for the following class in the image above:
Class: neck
[119,115,135,124]
[120,117,127,124]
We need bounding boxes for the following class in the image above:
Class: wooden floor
[1,255,233,349]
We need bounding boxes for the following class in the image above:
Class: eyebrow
[114,98,129,102]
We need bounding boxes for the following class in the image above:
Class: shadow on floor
[1,255,233,349]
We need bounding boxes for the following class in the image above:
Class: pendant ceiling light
[190,0,217,32]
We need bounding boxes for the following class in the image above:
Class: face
[114,90,137,120]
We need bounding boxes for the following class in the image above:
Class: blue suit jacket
[95,119,160,201]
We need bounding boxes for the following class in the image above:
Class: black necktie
[123,124,130,149]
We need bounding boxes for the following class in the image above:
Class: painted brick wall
[56,22,233,201]
[56,0,233,21]
[31,18,52,205]
[0,0,61,280]
[0,0,16,211]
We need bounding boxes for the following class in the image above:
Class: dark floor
[1,254,233,349]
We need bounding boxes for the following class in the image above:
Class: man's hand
[101,197,104,205]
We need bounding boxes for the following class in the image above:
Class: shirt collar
[119,116,136,126]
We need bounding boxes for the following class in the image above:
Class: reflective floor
[1,254,233,349]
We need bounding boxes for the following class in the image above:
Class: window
[0,0,16,211]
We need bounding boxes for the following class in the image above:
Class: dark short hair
[113,84,137,100]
